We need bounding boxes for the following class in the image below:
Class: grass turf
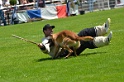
[0,7,124,82]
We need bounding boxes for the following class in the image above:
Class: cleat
[107,31,112,42]
[105,18,111,32]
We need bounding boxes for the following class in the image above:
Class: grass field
[0,7,124,82]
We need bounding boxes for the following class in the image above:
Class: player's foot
[107,31,112,42]
[104,18,111,32]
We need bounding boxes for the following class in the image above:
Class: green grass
[0,7,124,82]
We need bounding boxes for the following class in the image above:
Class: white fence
[78,0,123,11]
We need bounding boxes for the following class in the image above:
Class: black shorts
[76,27,97,55]
[78,27,96,37]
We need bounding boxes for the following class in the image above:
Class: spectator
[0,0,3,8]
[4,0,10,6]
[88,0,94,12]
[20,0,28,4]
[97,0,105,10]
[0,0,6,26]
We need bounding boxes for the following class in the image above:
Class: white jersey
[0,0,2,4]
[41,36,61,58]
[5,0,10,5]
[0,0,3,9]
[42,37,51,53]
